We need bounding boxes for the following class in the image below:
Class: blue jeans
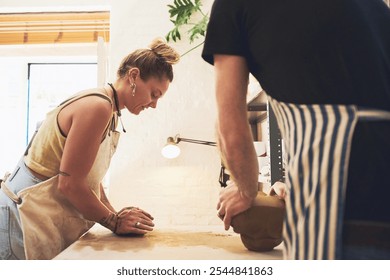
[0,157,42,260]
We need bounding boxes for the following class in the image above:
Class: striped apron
[268,97,390,259]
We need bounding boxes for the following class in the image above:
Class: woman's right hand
[114,207,154,235]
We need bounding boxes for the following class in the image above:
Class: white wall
[108,0,222,227]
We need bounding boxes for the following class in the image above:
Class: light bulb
[161,144,181,159]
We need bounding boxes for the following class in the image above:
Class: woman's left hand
[115,206,154,235]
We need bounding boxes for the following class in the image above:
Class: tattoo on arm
[59,170,71,176]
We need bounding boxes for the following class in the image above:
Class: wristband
[98,212,118,232]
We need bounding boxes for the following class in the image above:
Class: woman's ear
[128,68,140,83]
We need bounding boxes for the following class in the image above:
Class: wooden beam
[0,11,110,45]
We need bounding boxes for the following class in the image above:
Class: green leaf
[166,0,197,29]
[165,0,209,52]
[188,14,208,42]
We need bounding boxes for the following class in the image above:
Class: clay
[231,192,285,252]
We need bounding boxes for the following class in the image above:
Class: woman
[0,38,180,260]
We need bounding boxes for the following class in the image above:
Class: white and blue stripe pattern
[268,97,358,259]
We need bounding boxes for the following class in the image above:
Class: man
[202,0,390,259]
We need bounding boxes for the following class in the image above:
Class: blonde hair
[117,38,180,82]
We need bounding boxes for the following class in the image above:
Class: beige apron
[8,92,120,260]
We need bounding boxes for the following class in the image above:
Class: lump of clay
[230,191,285,252]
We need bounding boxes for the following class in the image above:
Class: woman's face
[126,74,170,115]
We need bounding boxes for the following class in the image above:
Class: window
[0,58,99,176]
[27,63,97,141]
[0,10,108,183]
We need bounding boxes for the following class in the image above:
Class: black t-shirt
[202,0,390,109]
[202,0,390,222]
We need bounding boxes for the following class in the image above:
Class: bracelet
[98,212,118,232]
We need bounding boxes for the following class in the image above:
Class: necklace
[108,83,121,116]
[107,83,126,133]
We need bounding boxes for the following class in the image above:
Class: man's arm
[214,54,259,230]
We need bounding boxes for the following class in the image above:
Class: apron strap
[357,108,390,121]
[0,173,22,205]
[24,121,43,156]
[24,91,115,156]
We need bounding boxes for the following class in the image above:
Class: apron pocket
[0,205,12,260]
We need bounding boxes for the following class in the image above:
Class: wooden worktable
[54,224,283,260]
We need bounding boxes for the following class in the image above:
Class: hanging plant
[166,0,209,56]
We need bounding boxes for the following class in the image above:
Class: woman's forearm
[58,178,113,222]
[99,183,117,213]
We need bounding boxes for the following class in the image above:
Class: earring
[131,83,136,97]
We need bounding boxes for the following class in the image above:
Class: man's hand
[217,181,254,230]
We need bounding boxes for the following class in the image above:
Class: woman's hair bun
[117,37,180,81]
[149,37,180,65]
